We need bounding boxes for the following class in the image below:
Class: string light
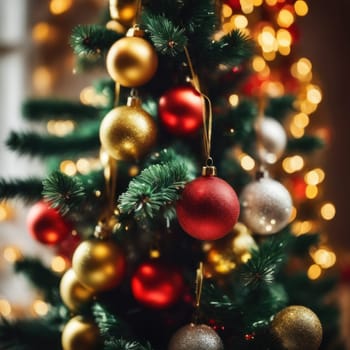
[229,94,240,107]
[304,168,325,186]
[293,113,310,129]
[32,67,54,94]
[282,155,304,173]
[222,4,233,18]
[60,160,77,176]
[0,203,13,221]
[76,158,91,175]
[291,220,313,236]
[240,154,255,171]
[294,0,309,16]
[47,120,75,136]
[0,299,11,317]
[3,246,22,263]
[320,202,336,220]
[33,300,49,316]
[312,248,336,269]
[233,15,248,29]
[307,264,321,280]
[305,185,318,199]
[277,8,295,28]
[32,22,55,43]
[51,256,68,273]
[49,0,73,15]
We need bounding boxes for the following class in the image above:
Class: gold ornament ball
[99,101,157,161]
[270,305,323,350]
[110,0,138,27]
[61,316,100,350]
[72,239,126,292]
[59,268,95,312]
[106,34,158,87]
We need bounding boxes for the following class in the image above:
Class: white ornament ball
[240,177,292,235]
[256,117,287,164]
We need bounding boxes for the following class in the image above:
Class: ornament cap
[202,165,217,176]
[126,25,144,37]
[127,95,142,107]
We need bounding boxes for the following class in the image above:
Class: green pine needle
[22,99,99,122]
[287,135,325,153]
[142,13,187,56]
[118,161,191,219]
[42,171,86,215]
[15,258,61,304]
[6,122,100,158]
[265,95,295,120]
[0,177,43,203]
[209,30,255,67]
[104,338,154,350]
[239,234,291,289]
[70,25,122,56]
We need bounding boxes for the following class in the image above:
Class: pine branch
[118,161,192,219]
[42,171,86,216]
[104,338,154,350]
[287,135,325,153]
[265,95,295,120]
[238,233,291,289]
[0,315,62,350]
[93,303,131,339]
[142,13,187,56]
[70,25,122,56]
[6,122,100,158]
[209,30,255,67]
[22,99,99,122]
[14,258,61,304]
[0,177,43,203]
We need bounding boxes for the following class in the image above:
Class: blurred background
[0,0,349,345]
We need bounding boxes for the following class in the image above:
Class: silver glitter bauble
[240,177,292,235]
[256,117,287,164]
[168,324,224,350]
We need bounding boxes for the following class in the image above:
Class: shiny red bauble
[131,260,185,309]
[158,85,203,136]
[26,201,72,245]
[224,0,241,10]
[176,175,240,240]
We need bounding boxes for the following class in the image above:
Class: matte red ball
[131,260,185,309]
[26,201,72,245]
[176,176,240,240]
[158,85,203,136]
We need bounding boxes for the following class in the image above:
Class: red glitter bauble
[158,85,203,136]
[27,201,72,245]
[131,260,185,309]
[176,175,240,240]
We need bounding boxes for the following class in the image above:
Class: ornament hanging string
[195,261,204,308]
[255,95,267,172]
[183,47,213,165]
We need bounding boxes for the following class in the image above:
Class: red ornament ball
[131,260,185,309]
[158,85,203,136]
[176,175,240,240]
[27,201,72,245]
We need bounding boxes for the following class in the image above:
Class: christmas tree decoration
[131,260,185,309]
[59,268,95,312]
[270,305,323,350]
[176,167,240,240]
[158,85,203,136]
[72,238,126,292]
[26,201,72,245]
[232,223,257,259]
[106,26,158,87]
[109,0,138,28]
[99,95,157,161]
[168,323,224,350]
[61,316,101,350]
[255,117,287,165]
[240,175,292,235]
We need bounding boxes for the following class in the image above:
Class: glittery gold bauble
[270,305,323,350]
[168,323,224,350]
[59,268,94,312]
[109,0,138,27]
[72,239,126,292]
[106,27,158,87]
[61,316,100,350]
[99,96,157,161]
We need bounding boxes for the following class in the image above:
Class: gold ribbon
[183,47,213,165]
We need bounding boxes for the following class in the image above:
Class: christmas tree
[0,1,344,349]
